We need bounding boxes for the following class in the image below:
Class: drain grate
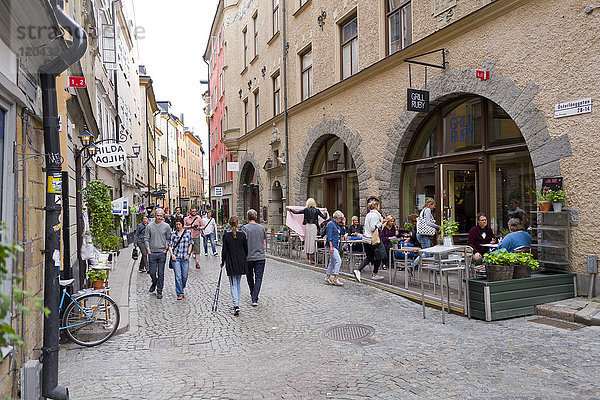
[530,317,585,331]
[322,324,375,342]
[151,338,174,348]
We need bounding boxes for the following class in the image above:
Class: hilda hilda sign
[93,142,126,167]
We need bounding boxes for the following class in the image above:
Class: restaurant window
[301,48,313,100]
[487,100,524,147]
[273,72,281,115]
[254,90,260,127]
[243,98,249,133]
[442,97,483,154]
[341,16,358,79]
[273,0,279,35]
[387,0,412,55]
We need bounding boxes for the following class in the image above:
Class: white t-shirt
[202,217,216,235]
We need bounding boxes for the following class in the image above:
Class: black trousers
[357,243,381,274]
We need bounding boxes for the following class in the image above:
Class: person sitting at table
[380,215,400,269]
[497,218,531,252]
[468,212,497,263]
[347,215,364,252]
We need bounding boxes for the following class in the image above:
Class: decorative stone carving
[270,125,281,146]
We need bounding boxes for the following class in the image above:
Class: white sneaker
[332,277,344,286]
[372,274,384,280]
[353,269,361,283]
[324,276,333,285]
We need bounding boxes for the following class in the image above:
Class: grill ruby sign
[407,88,429,112]
[93,142,126,167]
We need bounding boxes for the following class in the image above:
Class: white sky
[134,0,218,169]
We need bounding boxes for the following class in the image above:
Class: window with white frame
[243,27,248,66]
[301,48,313,100]
[254,90,260,127]
[273,72,281,116]
[273,0,279,35]
[341,16,358,79]
[253,13,259,58]
[388,0,412,55]
[219,72,224,99]
[243,98,249,133]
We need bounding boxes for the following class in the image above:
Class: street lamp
[79,127,93,146]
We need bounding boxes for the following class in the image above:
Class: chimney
[180,113,184,124]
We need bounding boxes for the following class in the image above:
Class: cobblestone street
[59,253,600,399]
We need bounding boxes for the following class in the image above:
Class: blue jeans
[173,257,190,297]
[229,275,242,307]
[148,252,167,294]
[327,248,342,276]
[414,234,434,267]
[204,232,217,254]
[246,259,265,303]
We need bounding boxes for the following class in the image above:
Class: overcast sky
[134,0,218,164]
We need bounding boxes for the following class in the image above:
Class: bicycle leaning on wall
[58,279,120,347]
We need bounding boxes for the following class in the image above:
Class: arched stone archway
[294,116,372,208]
[376,57,573,218]
[236,152,264,219]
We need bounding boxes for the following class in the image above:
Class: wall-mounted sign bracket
[404,48,447,89]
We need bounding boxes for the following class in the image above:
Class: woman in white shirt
[353,199,391,282]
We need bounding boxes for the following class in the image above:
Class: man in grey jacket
[241,209,267,306]
[145,209,172,299]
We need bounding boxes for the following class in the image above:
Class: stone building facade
[205,0,599,289]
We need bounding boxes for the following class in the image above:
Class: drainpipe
[39,1,87,399]
[282,0,290,208]
[201,58,211,212]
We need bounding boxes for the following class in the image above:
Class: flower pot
[552,202,563,212]
[538,201,551,212]
[486,264,514,281]
[443,236,453,247]
[92,279,104,290]
[513,264,532,279]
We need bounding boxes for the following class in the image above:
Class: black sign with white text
[407,88,430,112]
[542,177,563,191]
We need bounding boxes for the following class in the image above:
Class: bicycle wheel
[62,293,120,347]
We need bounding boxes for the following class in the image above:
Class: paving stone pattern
[59,252,600,399]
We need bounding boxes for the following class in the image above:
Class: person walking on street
[287,198,328,264]
[134,215,149,272]
[325,211,346,286]
[144,209,172,299]
[170,206,184,230]
[169,218,193,300]
[413,197,441,268]
[184,208,205,269]
[220,216,248,316]
[202,210,218,256]
[241,209,267,306]
[353,199,389,282]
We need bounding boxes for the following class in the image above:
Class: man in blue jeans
[202,210,218,256]
[241,209,267,306]
[144,209,172,299]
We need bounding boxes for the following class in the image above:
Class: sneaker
[332,277,344,286]
[177,295,184,300]
[372,274,384,280]
[138,268,145,273]
[233,306,240,316]
[156,293,163,299]
[324,276,333,285]
[149,284,156,293]
[213,252,219,256]
[353,269,361,283]
[205,253,208,256]
[251,302,258,307]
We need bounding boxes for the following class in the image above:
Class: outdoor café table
[419,244,469,324]
[389,246,421,288]
[341,236,363,271]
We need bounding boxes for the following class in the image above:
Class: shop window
[407,117,437,160]
[402,162,436,218]
[442,97,482,154]
[488,100,524,147]
[388,0,412,55]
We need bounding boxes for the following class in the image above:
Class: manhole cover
[151,338,174,348]
[530,317,585,331]
[322,324,375,342]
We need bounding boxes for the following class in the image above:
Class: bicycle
[58,279,120,347]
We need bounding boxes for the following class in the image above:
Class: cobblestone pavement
[59,252,600,399]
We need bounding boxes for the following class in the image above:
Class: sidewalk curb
[535,300,600,326]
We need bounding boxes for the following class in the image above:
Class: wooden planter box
[468,271,576,321]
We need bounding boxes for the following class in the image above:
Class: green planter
[469,271,576,321]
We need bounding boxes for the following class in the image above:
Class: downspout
[282,0,290,208]
[39,1,87,399]
[202,57,211,212]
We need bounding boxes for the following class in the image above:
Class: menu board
[542,177,563,191]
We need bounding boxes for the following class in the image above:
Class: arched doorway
[269,180,284,227]
[401,95,536,236]
[307,136,360,220]
[241,162,260,221]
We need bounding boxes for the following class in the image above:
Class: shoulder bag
[416,208,436,236]
[371,226,381,246]
[169,231,187,269]
[131,246,138,260]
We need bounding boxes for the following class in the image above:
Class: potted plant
[87,269,108,289]
[535,186,552,212]
[548,189,565,212]
[403,222,414,232]
[512,252,540,279]
[440,220,459,246]
[483,249,515,281]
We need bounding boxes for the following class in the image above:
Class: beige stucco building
[206,0,599,291]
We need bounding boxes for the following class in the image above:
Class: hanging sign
[111,197,129,216]
[407,88,430,112]
[227,162,239,172]
[93,142,127,167]
[554,98,591,118]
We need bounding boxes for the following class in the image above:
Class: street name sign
[214,187,223,197]
[554,98,591,118]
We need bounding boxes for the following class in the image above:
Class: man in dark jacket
[134,215,149,272]
[468,212,497,263]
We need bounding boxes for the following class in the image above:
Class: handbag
[132,246,138,260]
[374,242,386,261]
[371,227,381,245]
[416,208,436,236]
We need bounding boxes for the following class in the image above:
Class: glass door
[324,176,343,217]
[440,164,477,235]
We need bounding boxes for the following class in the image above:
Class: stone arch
[293,115,372,207]
[376,57,573,218]
[236,152,264,218]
